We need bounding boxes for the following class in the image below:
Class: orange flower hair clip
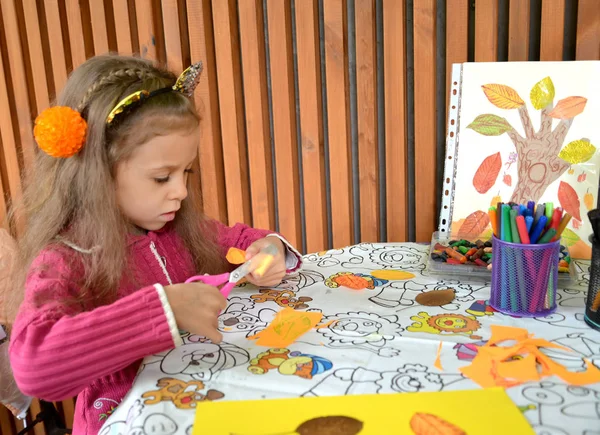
[33,106,87,158]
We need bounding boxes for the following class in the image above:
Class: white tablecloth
[101,243,600,435]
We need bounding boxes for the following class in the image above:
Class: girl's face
[114,127,199,231]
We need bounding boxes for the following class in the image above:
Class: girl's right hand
[163,282,227,343]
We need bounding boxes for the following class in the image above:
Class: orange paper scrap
[251,308,323,347]
[434,342,443,370]
[225,247,246,264]
[460,325,600,388]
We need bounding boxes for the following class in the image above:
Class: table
[101,243,600,435]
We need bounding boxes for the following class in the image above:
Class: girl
[8,54,301,434]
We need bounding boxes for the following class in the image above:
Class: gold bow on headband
[106,61,203,125]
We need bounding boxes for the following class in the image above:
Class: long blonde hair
[11,54,227,316]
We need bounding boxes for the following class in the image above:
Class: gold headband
[106,61,203,125]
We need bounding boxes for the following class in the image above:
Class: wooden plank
[89,0,109,55]
[135,0,157,61]
[161,0,184,72]
[28,400,44,435]
[508,0,530,60]
[445,0,468,118]
[186,0,227,223]
[1,0,35,169]
[0,405,15,435]
[22,0,50,114]
[355,0,379,242]
[383,0,407,242]
[44,0,69,92]
[323,0,353,248]
[540,0,565,61]
[266,0,302,246]
[0,50,20,223]
[0,135,7,229]
[61,398,75,429]
[112,0,134,55]
[413,0,437,242]
[238,0,275,231]
[211,0,251,225]
[294,0,327,252]
[65,0,87,68]
[474,0,498,61]
[576,0,600,60]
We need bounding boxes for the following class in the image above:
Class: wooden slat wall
[0,1,599,431]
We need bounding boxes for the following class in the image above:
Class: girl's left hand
[244,236,287,287]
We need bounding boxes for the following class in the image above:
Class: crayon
[474,258,487,267]
[510,209,521,243]
[516,215,530,244]
[445,247,467,263]
[489,207,498,238]
[525,215,534,234]
[530,216,548,244]
[538,227,557,244]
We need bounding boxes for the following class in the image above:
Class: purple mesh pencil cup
[490,235,559,317]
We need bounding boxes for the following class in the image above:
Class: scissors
[184,244,279,298]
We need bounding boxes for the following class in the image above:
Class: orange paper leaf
[434,342,443,370]
[458,211,490,236]
[557,181,582,221]
[410,413,466,435]
[496,354,540,382]
[473,152,502,194]
[481,84,525,109]
[226,247,247,264]
[548,96,587,119]
[252,308,322,347]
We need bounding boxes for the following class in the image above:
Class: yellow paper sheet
[193,388,534,435]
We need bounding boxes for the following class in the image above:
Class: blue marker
[530,215,548,244]
[525,215,534,233]
[519,204,527,216]
[527,200,535,216]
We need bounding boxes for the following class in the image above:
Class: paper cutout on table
[194,388,534,435]
[249,308,322,347]
[434,341,443,370]
[231,416,364,435]
[369,270,415,280]
[459,325,600,387]
[416,289,456,306]
[226,247,246,264]
[410,413,466,435]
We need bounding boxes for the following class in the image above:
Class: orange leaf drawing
[458,211,490,236]
[502,174,512,187]
[584,191,594,211]
[548,96,587,119]
[410,413,466,435]
[481,84,525,109]
[473,152,502,194]
[557,181,581,221]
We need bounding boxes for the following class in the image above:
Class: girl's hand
[164,282,226,343]
[245,236,287,287]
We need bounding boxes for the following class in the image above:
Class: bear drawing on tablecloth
[218,297,277,337]
[99,399,179,435]
[302,363,464,397]
[311,311,403,357]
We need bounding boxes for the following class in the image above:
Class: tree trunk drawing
[507,105,572,204]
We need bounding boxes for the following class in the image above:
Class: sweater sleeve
[213,221,303,273]
[9,249,178,401]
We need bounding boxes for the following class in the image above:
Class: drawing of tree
[467,77,596,217]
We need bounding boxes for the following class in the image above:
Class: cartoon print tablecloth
[101,243,600,435]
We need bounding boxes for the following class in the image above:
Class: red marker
[516,215,530,244]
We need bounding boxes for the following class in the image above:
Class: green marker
[502,204,512,243]
[545,202,554,225]
[510,209,521,243]
[538,227,557,244]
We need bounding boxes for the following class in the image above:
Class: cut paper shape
[370,270,415,280]
[410,412,466,435]
[250,308,322,347]
[230,416,363,435]
[226,247,246,264]
[459,325,600,387]
[194,388,534,435]
[416,289,455,306]
[434,342,443,371]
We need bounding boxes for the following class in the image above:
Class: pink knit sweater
[9,221,301,434]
